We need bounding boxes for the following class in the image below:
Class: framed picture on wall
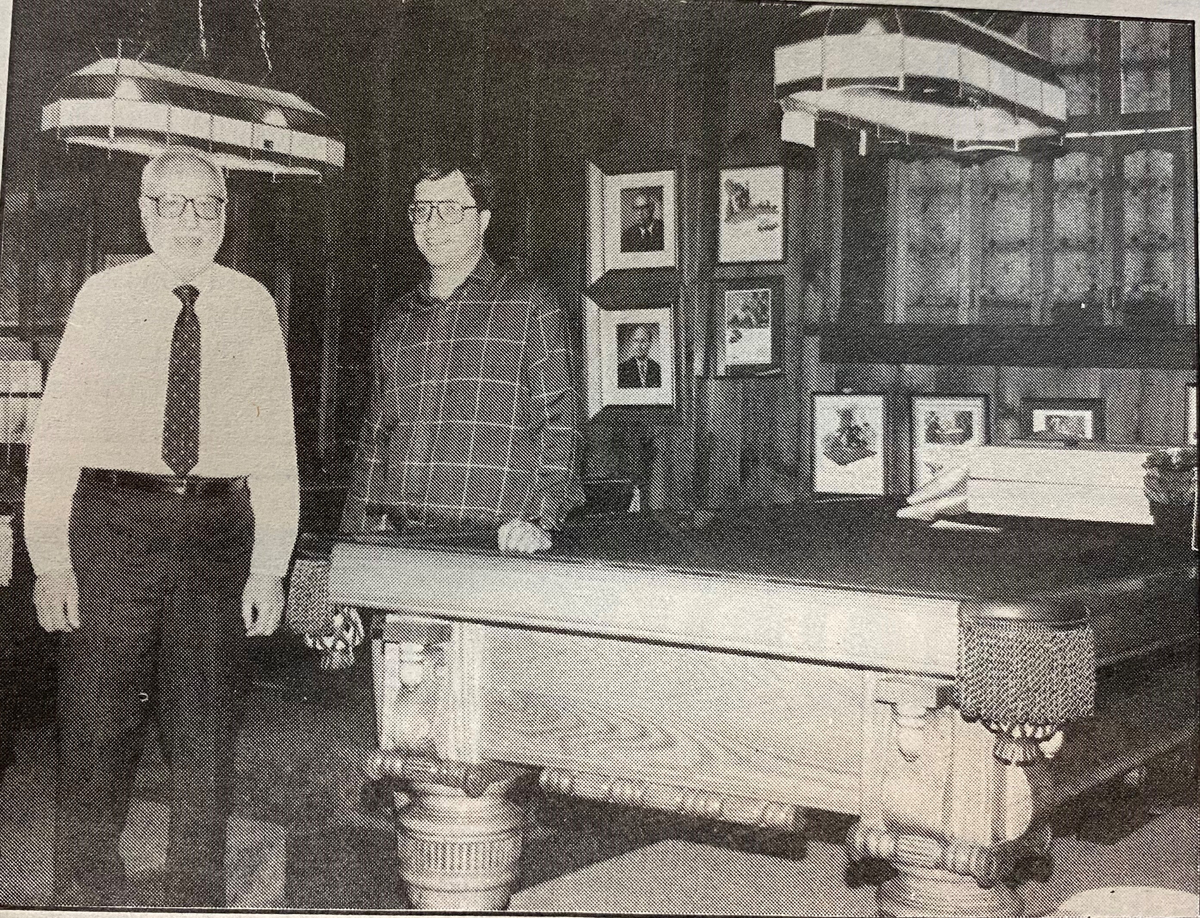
[718,165,784,263]
[1022,397,1105,443]
[602,169,677,271]
[910,395,988,490]
[593,304,676,409]
[812,393,885,495]
[715,277,783,376]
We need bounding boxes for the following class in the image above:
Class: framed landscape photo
[603,169,677,271]
[719,165,784,263]
[910,395,988,490]
[715,277,783,376]
[595,304,676,408]
[812,393,885,495]
[1022,397,1105,443]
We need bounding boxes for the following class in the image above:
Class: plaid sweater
[341,256,583,533]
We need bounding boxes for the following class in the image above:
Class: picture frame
[812,393,885,495]
[1021,397,1106,443]
[602,169,677,272]
[714,277,783,376]
[910,395,989,490]
[587,302,676,412]
[718,165,784,263]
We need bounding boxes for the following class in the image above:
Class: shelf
[816,323,1197,369]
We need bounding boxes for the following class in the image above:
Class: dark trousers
[53,476,254,907]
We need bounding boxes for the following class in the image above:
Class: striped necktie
[162,284,201,476]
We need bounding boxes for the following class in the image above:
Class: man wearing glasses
[25,148,299,906]
[341,150,582,553]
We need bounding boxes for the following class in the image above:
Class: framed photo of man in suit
[602,169,677,271]
[620,187,665,254]
[588,303,675,411]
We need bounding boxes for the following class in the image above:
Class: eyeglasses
[408,200,478,225]
[143,194,226,220]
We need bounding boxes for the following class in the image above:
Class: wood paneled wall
[351,0,1195,511]
[3,0,1192,496]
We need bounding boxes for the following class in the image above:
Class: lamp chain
[251,0,274,74]
[136,0,152,50]
[197,0,209,59]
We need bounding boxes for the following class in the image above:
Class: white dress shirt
[25,254,300,578]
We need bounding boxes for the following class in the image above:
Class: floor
[0,637,1196,916]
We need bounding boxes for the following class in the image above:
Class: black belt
[83,468,249,497]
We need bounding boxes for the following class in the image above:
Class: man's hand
[34,570,80,633]
[242,573,285,637]
[497,519,552,554]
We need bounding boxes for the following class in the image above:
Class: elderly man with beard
[25,148,299,907]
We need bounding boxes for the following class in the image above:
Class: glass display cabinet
[822,15,1194,369]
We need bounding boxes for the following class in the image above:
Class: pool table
[301,502,1197,917]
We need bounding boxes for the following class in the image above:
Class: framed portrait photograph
[812,393,885,495]
[719,165,784,263]
[594,305,676,409]
[1022,397,1106,443]
[603,169,677,271]
[910,395,988,489]
[715,277,782,376]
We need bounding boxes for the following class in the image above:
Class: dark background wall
[1,0,1196,514]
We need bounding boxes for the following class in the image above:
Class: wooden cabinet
[1045,16,1189,131]
[882,143,1191,331]
[1040,14,1192,327]
[868,15,1194,343]
[1050,151,1104,323]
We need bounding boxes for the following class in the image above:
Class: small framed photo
[1188,384,1196,444]
[603,169,677,271]
[1022,397,1105,443]
[813,393,885,495]
[594,305,676,409]
[910,395,989,489]
[715,277,783,376]
[719,165,784,263]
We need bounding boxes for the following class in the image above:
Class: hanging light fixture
[42,0,341,178]
[41,53,345,177]
[775,5,1066,158]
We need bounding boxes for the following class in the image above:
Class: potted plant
[1143,446,1196,544]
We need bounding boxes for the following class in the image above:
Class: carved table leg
[853,678,1057,918]
[375,618,532,909]
[395,776,529,911]
[878,865,1023,918]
